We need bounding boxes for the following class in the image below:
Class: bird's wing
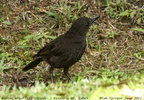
[33,42,52,57]
[34,36,65,57]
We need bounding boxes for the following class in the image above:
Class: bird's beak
[90,16,99,24]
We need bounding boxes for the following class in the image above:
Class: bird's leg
[63,67,74,83]
[49,67,54,83]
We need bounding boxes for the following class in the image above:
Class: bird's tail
[22,58,42,71]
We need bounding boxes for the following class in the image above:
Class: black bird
[23,16,99,83]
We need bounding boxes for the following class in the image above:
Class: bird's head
[68,16,99,36]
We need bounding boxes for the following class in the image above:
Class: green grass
[0,0,144,99]
[0,69,144,99]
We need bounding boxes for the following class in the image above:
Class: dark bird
[22,16,99,83]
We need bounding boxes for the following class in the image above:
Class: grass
[0,70,144,99]
[0,0,144,99]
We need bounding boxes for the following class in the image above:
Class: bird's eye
[85,22,89,26]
